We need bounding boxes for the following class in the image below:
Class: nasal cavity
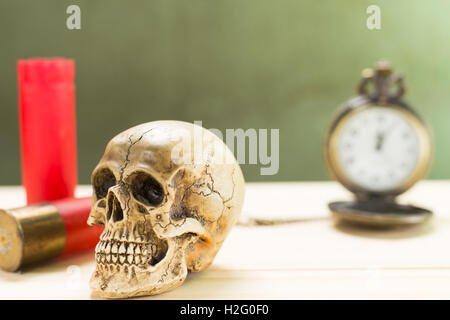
[107,193,124,222]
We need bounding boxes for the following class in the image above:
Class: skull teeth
[96,253,149,266]
[127,243,134,255]
[105,242,111,254]
[95,239,152,267]
[95,227,169,271]
[127,254,133,264]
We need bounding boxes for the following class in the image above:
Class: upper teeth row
[100,228,150,243]
[95,240,156,256]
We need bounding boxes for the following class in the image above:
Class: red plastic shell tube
[17,58,78,204]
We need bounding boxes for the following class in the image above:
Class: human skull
[87,120,245,298]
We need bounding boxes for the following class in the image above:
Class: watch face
[335,106,423,192]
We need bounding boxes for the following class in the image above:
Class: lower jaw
[90,238,189,298]
[90,263,187,299]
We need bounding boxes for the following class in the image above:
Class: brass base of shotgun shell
[0,203,66,272]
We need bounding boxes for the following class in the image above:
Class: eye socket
[129,172,164,206]
[92,168,116,199]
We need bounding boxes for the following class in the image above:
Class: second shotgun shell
[17,58,78,204]
[0,197,102,272]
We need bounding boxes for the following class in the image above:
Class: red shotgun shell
[17,58,78,204]
[0,197,103,272]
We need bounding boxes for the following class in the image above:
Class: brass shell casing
[0,203,66,272]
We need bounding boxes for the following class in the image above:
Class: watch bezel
[324,97,432,198]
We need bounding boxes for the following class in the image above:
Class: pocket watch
[324,61,433,226]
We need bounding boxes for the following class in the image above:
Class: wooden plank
[0,181,449,299]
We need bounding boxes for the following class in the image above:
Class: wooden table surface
[1,181,450,299]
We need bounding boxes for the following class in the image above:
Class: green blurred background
[0,0,449,184]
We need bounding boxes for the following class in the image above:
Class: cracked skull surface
[87,120,245,298]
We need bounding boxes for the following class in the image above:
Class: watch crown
[357,60,405,102]
[375,60,392,76]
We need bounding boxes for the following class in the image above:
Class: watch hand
[375,131,385,151]
[376,122,396,151]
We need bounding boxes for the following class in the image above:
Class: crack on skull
[99,275,112,291]
[112,129,157,224]
[124,191,132,218]
[155,165,239,236]
[205,164,236,205]
[154,209,189,230]
[157,234,193,284]
[119,129,154,183]
[158,250,177,284]
[181,165,237,224]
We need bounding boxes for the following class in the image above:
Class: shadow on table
[0,250,94,282]
[333,218,435,239]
